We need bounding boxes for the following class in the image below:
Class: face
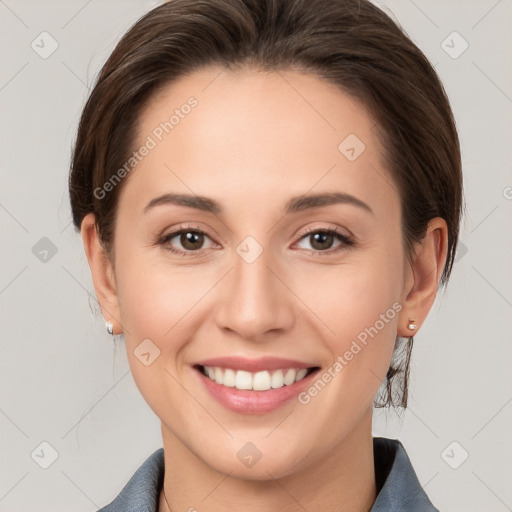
[93,67,418,478]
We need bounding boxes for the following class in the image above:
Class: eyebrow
[143,191,373,216]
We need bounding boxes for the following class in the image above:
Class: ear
[398,217,448,337]
[81,213,122,334]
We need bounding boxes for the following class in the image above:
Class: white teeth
[223,368,236,387]
[235,370,253,390]
[202,366,311,390]
[214,367,224,385]
[295,368,308,381]
[271,369,284,388]
[253,371,271,391]
[283,369,296,386]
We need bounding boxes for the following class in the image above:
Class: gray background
[0,1,511,511]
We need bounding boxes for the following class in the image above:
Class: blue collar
[97,437,439,511]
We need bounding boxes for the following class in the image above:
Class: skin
[81,67,448,512]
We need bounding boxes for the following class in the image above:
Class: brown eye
[179,231,205,250]
[309,231,335,251]
[295,228,354,254]
[159,228,215,255]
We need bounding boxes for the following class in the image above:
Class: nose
[214,246,295,343]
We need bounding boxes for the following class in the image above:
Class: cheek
[114,246,212,343]
[292,244,403,380]
[299,247,402,330]
[112,252,206,415]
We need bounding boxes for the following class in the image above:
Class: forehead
[120,66,398,219]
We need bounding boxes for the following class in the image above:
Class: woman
[69,0,462,510]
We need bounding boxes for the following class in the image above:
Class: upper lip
[194,356,318,373]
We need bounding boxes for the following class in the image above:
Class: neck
[159,409,376,512]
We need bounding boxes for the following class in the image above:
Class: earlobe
[80,213,123,334]
[398,217,448,337]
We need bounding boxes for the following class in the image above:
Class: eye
[158,226,216,255]
[294,227,354,253]
[158,225,354,256]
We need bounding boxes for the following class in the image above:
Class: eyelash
[298,226,355,254]
[157,224,355,257]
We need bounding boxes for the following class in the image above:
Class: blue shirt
[97,437,440,511]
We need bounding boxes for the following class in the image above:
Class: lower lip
[194,367,318,414]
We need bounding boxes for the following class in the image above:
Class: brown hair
[69,0,463,408]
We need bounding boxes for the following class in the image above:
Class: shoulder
[96,447,165,512]
[371,437,441,512]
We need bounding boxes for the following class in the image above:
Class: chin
[199,442,309,481]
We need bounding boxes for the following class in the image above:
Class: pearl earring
[106,321,114,335]
[407,319,417,331]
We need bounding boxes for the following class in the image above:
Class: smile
[197,365,316,391]
[192,356,321,413]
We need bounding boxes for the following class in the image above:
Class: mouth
[194,364,320,391]
[191,355,322,414]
